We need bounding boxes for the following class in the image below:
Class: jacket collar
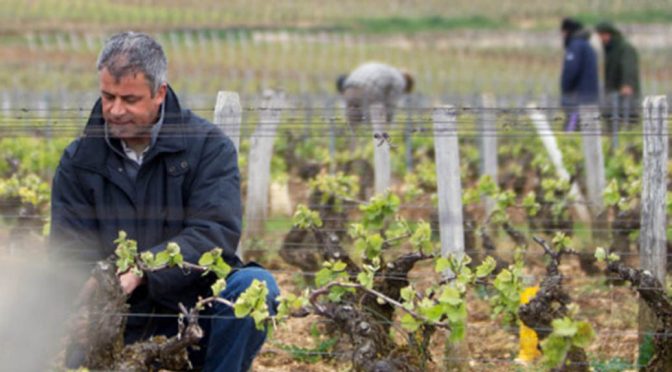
[604,34,624,52]
[564,29,590,48]
[72,85,187,172]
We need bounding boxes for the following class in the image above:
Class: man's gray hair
[97,32,167,95]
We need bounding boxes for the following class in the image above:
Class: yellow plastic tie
[517,285,541,363]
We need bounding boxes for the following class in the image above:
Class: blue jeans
[200,267,280,372]
[565,110,580,131]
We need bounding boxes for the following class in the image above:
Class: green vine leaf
[522,191,541,217]
[400,313,421,332]
[198,248,232,279]
[603,179,621,207]
[477,175,499,197]
[359,192,400,230]
[594,247,607,262]
[541,317,594,369]
[552,232,572,251]
[409,221,433,255]
[233,279,270,331]
[541,334,571,369]
[292,204,323,229]
[114,230,138,274]
[211,278,227,297]
[276,291,310,320]
[309,172,359,212]
[475,256,497,278]
[572,321,595,348]
[315,260,350,289]
[552,317,578,337]
[438,286,462,306]
[434,257,450,273]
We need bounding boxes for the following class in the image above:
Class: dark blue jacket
[50,86,243,342]
[561,32,599,107]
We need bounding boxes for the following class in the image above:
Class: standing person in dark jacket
[50,31,279,372]
[596,22,641,124]
[560,18,599,131]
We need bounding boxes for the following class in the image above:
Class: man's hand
[620,85,634,96]
[119,271,143,295]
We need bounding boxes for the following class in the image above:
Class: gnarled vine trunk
[518,238,589,372]
[62,260,201,371]
[607,261,672,372]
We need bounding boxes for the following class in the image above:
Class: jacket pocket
[165,158,190,177]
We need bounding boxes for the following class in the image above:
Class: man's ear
[154,83,168,104]
[336,74,348,94]
[402,72,414,94]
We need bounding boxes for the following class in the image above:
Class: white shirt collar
[121,141,149,165]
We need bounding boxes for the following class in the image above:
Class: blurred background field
[0,0,671,110]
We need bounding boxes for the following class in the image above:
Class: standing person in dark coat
[50,31,279,372]
[596,22,641,124]
[560,18,599,131]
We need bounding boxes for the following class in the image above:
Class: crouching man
[337,62,414,126]
[50,31,279,372]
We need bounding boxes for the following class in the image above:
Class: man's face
[598,32,611,45]
[99,68,166,141]
[344,86,366,126]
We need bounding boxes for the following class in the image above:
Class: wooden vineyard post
[640,95,668,285]
[579,105,606,216]
[433,105,467,369]
[480,93,497,215]
[213,91,242,153]
[433,105,465,269]
[404,95,414,172]
[579,105,607,245]
[1,91,10,119]
[244,92,284,250]
[526,104,591,222]
[326,96,337,174]
[213,91,243,259]
[302,92,312,139]
[639,96,668,351]
[371,103,391,195]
